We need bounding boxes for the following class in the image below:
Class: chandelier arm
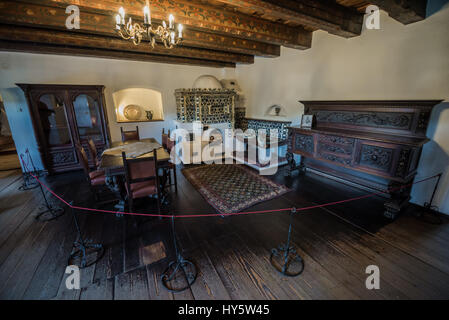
[117,28,131,40]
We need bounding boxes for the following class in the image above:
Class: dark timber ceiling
[0,0,428,68]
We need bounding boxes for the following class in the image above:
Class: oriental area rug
[182,164,290,214]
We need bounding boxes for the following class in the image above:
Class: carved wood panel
[294,133,314,154]
[314,110,413,129]
[318,135,355,146]
[359,144,394,172]
[318,143,353,156]
[50,150,77,165]
[301,100,442,138]
[395,148,411,178]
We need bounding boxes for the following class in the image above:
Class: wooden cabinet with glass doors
[17,84,111,174]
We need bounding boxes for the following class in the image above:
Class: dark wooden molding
[212,0,364,38]
[0,0,431,66]
[11,0,312,49]
[0,0,280,58]
[369,0,428,24]
[0,25,253,65]
[0,40,236,68]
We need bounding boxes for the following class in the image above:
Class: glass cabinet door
[72,94,104,143]
[37,94,72,147]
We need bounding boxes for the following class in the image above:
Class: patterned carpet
[182,164,290,214]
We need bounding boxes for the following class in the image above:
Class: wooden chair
[86,138,101,169]
[75,143,107,202]
[122,150,161,214]
[121,126,140,142]
[161,128,169,150]
[161,129,177,192]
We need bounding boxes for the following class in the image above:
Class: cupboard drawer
[293,133,314,154]
[358,144,394,173]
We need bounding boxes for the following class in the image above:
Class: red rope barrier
[20,156,440,219]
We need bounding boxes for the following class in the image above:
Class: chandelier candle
[144,6,150,25]
[169,14,174,29]
[119,7,125,24]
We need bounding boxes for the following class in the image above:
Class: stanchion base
[68,241,104,269]
[161,257,197,292]
[35,206,65,222]
[18,182,39,191]
[270,244,304,277]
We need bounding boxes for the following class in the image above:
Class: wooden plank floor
[0,166,448,300]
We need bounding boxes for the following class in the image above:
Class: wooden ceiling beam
[0,25,254,64]
[211,0,364,38]
[12,0,312,49]
[0,1,280,57]
[369,0,428,24]
[0,40,235,68]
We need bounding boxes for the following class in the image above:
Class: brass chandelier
[115,1,183,49]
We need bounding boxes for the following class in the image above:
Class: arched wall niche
[112,87,164,123]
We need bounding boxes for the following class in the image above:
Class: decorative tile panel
[246,118,291,140]
[175,88,237,126]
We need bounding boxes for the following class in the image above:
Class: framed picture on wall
[300,114,315,128]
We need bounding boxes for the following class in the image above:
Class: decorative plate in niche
[123,104,142,121]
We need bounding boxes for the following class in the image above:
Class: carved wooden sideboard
[286,100,442,219]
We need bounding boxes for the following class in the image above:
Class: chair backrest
[167,137,175,153]
[75,143,90,177]
[122,149,160,196]
[162,129,168,149]
[121,126,140,142]
[87,138,100,167]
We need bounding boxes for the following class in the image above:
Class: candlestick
[115,14,121,29]
[178,24,183,38]
[119,7,125,25]
[143,6,150,24]
[169,14,174,29]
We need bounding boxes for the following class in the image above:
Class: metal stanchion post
[415,173,444,225]
[270,207,304,277]
[161,215,197,292]
[18,149,39,191]
[68,204,104,268]
[34,174,65,222]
